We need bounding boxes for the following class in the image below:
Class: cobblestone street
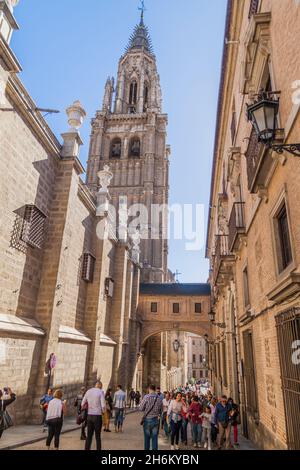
[7,412,257,451]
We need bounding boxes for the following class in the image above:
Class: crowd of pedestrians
[140,384,241,451]
[0,382,240,451]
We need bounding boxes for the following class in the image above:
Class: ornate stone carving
[66,100,86,132]
[97,165,113,194]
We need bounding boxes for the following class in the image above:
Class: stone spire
[125,7,154,55]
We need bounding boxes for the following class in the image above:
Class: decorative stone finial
[97,165,113,194]
[66,100,86,132]
[6,0,19,12]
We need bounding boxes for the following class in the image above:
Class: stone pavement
[1,412,257,451]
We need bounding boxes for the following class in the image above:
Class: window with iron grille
[195,303,202,314]
[173,303,180,314]
[277,204,293,271]
[20,204,47,249]
[248,0,259,19]
[243,330,259,418]
[243,266,250,308]
[222,341,228,388]
[82,253,96,283]
[151,302,158,313]
[276,308,300,450]
[193,354,196,364]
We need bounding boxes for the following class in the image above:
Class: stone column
[115,69,125,114]
[31,101,86,421]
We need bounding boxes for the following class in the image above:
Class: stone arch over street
[135,283,212,391]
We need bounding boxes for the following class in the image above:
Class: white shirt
[162,398,171,413]
[113,390,126,409]
[46,398,63,420]
[82,388,106,416]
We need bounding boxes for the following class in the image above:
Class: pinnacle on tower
[125,2,154,55]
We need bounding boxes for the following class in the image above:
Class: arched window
[129,137,141,158]
[144,84,149,112]
[129,81,138,113]
[110,138,122,159]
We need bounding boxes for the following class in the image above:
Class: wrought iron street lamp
[173,339,180,353]
[208,311,226,329]
[247,92,300,157]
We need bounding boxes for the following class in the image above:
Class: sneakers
[171,445,175,450]
[175,445,179,450]
[197,442,202,448]
[204,442,208,449]
[193,443,197,448]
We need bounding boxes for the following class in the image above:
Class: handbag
[0,401,13,431]
[76,402,88,425]
[140,396,158,426]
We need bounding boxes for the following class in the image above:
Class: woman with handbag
[103,389,113,432]
[74,386,87,440]
[167,392,184,451]
[45,389,67,450]
[228,397,240,448]
[0,388,16,439]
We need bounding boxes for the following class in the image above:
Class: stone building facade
[0,2,141,424]
[207,0,300,450]
[186,333,209,382]
[86,13,170,284]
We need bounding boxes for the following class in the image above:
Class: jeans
[192,423,202,444]
[162,412,170,438]
[114,408,125,427]
[170,420,182,446]
[85,415,102,451]
[46,418,63,449]
[143,417,159,450]
[211,423,218,443]
[181,418,188,444]
[202,427,212,449]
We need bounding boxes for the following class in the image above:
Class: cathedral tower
[86,10,170,283]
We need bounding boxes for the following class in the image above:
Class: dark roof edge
[205,0,234,258]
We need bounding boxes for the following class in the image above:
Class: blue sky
[11,0,227,283]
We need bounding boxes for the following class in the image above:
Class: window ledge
[267,271,300,303]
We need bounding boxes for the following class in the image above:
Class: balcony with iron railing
[228,202,246,252]
[212,235,235,287]
[246,128,278,194]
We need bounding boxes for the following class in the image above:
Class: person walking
[74,386,87,440]
[188,395,203,448]
[167,392,184,451]
[139,384,163,451]
[103,389,113,433]
[113,385,126,433]
[201,406,212,450]
[45,389,67,450]
[135,390,141,407]
[209,396,218,447]
[180,395,189,446]
[156,387,164,401]
[129,389,136,409]
[82,381,106,451]
[40,388,54,432]
[228,397,240,448]
[162,392,171,440]
[215,395,232,450]
[0,388,16,440]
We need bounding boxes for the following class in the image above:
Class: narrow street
[9,412,257,451]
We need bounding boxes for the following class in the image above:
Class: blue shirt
[215,402,232,424]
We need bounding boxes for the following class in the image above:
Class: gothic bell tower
[86,9,170,283]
